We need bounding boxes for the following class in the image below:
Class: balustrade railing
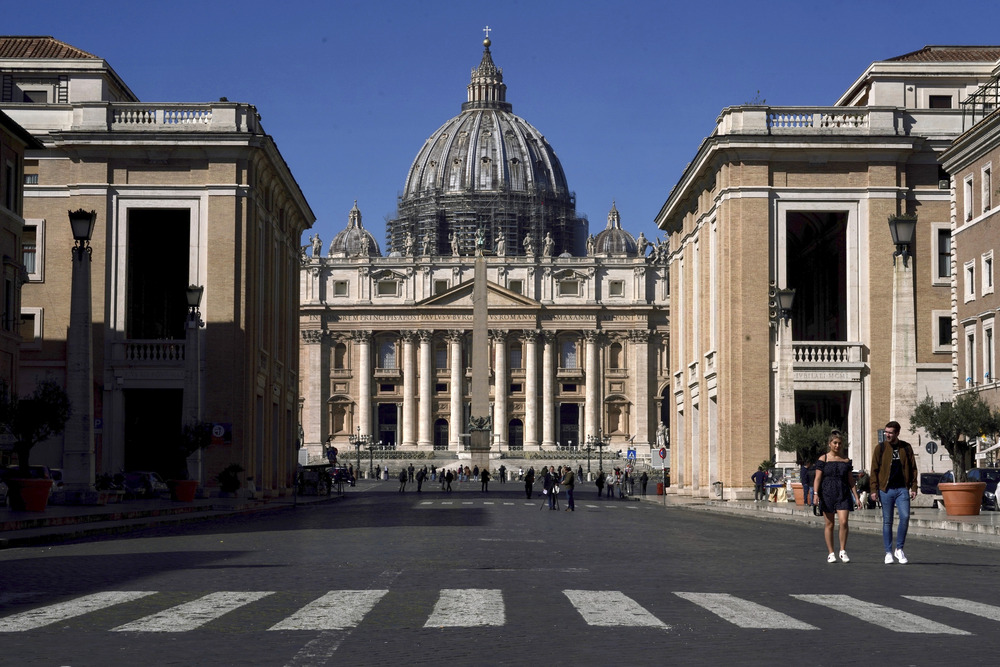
[123,340,185,363]
[792,342,863,365]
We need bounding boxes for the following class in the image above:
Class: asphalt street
[1,481,999,666]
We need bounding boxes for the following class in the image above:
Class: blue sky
[5,0,1000,247]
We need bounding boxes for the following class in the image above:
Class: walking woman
[812,431,861,563]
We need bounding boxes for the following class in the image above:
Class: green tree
[776,420,845,465]
[910,392,999,482]
[172,421,214,480]
[0,379,71,476]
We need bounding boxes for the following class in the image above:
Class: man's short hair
[885,420,901,432]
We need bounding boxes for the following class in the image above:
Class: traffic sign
[627,448,636,460]
[659,447,667,459]
[926,441,938,455]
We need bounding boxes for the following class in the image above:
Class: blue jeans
[879,487,911,553]
[803,484,814,505]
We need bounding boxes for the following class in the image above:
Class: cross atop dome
[464,33,510,112]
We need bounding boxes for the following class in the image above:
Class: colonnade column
[542,331,556,448]
[630,330,651,447]
[448,330,464,451]
[402,331,417,449]
[584,330,601,441]
[301,330,325,455]
[491,330,508,450]
[418,330,433,449]
[524,330,540,450]
[355,330,372,437]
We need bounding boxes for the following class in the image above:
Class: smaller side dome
[593,201,637,256]
[328,201,381,257]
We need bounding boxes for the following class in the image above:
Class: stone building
[941,56,1000,462]
[299,40,669,469]
[1,37,314,495]
[655,46,1000,498]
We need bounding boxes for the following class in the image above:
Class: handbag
[812,503,822,516]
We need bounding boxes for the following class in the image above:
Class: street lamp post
[183,284,205,485]
[65,209,97,500]
[583,445,594,474]
[349,426,360,475]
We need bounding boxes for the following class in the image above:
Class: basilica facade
[299,39,669,466]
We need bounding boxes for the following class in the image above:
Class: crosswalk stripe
[424,589,504,627]
[0,591,157,632]
[674,592,816,630]
[563,590,668,629]
[792,594,970,635]
[268,590,388,631]
[112,591,273,632]
[905,596,1000,621]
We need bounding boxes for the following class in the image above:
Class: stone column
[355,331,372,437]
[890,256,917,443]
[401,331,417,449]
[491,330,508,450]
[630,330,651,447]
[524,330,540,450]
[64,234,96,499]
[774,317,797,468]
[448,330,464,451]
[584,330,601,441]
[301,330,325,458]
[418,330,433,449]
[542,331,556,448]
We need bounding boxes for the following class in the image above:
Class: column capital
[522,329,540,343]
[445,329,465,343]
[352,330,373,343]
[541,330,557,343]
[401,330,419,343]
[583,330,603,343]
[302,329,324,343]
[628,329,651,343]
[418,330,434,343]
[489,329,509,342]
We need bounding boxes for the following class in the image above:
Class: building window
[377,280,398,296]
[983,252,994,295]
[965,261,976,302]
[562,383,577,392]
[3,279,12,331]
[608,280,624,297]
[436,383,448,393]
[929,95,953,109]
[560,338,578,369]
[3,160,14,211]
[508,279,523,295]
[509,342,522,369]
[608,342,622,369]
[966,326,977,388]
[23,173,38,185]
[378,339,397,369]
[932,311,952,353]
[558,280,579,296]
[332,281,348,296]
[434,280,448,295]
[984,165,993,212]
[985,321,995,384]
[333,343,347,369]
[931,224,951,284]
[434,343,448,369]
[964,176,975,221]
[509,383,522,393]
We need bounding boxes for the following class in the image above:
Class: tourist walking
[480,467,491,492]
[542,467,556,510]
[871,420,918,564]
[562,465,576,511]
[398,469,407,493]
[812,431,860,563]
[445,468,454,493]
[640,470,649,495]
[524,467,535,499]
[596,470,606,497]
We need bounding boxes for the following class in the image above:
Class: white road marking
[503,502,514,505]
[906,596,1000,621]
[420,501,433,505]
[483,501,494,505]
[0,591,157,632]
[792,594,970,635]
[563,590,668,629]
[283,630,348,666]
[424,589,504,627]
[462,501,473,505]
[441,501,453,505]
[112,591,273,632]
[674,592,816,630]
[269,590,388,631]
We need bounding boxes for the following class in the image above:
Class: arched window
[334,342,347,369]
[608,342,622,369]
[378,338,397,369]
[560,337,579,369]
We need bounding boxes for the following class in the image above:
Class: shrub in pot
[216,463,244,495]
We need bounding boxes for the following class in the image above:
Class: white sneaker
[839,550,850,563]
[894,549,908,564]
[884,552,894,564]
[827,552,836,563]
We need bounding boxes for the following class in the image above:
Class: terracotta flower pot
[938,481,987,516]
[791,482,805,505]
[167,479,199,502]
[7,477,54,512]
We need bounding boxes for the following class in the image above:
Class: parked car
[966,468,1000,511]
[122,471,169,499]
[920,472,950,495]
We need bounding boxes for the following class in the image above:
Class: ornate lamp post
[65,209,97,499]
[183,284,205,484]
[583,443,594,474]
[349,426,361,475]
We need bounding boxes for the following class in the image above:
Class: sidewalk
[662,495,1000,549]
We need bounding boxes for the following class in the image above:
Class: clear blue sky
[5,0,1000,247]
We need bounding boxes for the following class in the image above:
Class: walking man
[870,421,918,564]
[398,468,408,493]
[562,465,576,511]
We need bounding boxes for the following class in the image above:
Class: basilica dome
[328,201,381,257]
[593,202,638,256]
[388,37,586,257]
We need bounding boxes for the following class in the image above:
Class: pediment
[418,280,540,308]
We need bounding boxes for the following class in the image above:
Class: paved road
[1,483,999,665]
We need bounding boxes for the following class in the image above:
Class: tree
[0,380,71,476]
[776,420,845,465]
[171,421,214,480]
[910,392,999,482]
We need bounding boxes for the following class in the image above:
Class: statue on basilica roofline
[542,232,554,257]
[586,234,596,257]
[636,232,650,258]
[450,231,460,257]
[476,226,486,256]
[422,234,431,256]
[523,232,534,257]
[310,233,323,258]
[404,231,415,256]
[495,232,506,257]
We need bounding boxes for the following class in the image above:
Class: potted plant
[167,421,213,501]
[910,392,999,516]
[0,380,71,511]
[216,463,244,496]
[776,420,843,505]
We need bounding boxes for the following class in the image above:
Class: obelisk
[467,241,492,472]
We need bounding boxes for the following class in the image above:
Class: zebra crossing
[0,589,996,635]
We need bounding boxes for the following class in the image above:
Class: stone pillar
[448,330,464,451]
[418,330,433,449]
[630,330,651,447]
[890,256,917,438]
[64,235,96,499]
[491,330,508,450]
[402,331,417,449]
[355,331,372,437]
[584,330,601,441]
[774,318,797,468]
[301,330,325,456]
[542,331,556,448]
[524,330,540,450]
